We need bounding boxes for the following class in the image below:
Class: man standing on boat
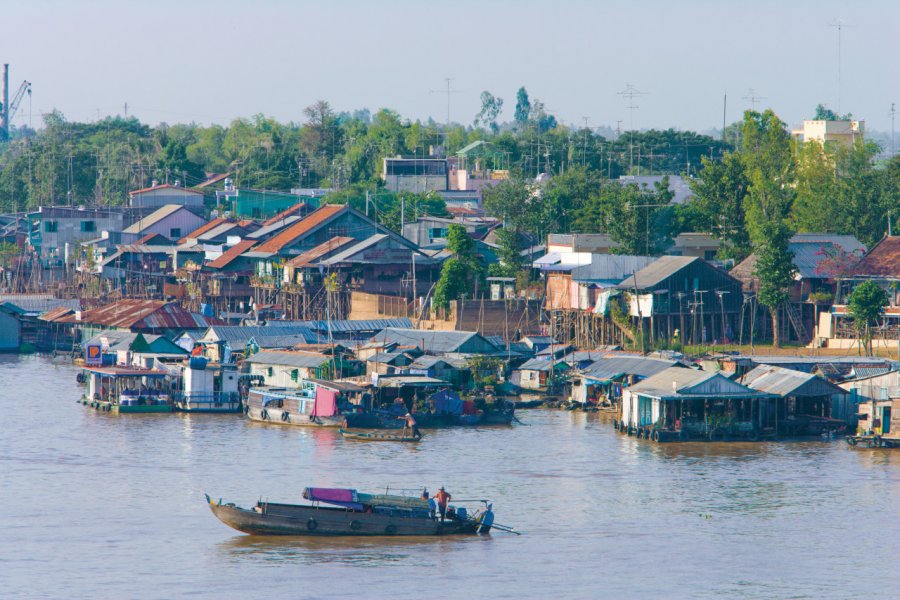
[435,487,451,522]
[399,412,422,440]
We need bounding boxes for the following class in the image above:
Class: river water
[3,355,900,599]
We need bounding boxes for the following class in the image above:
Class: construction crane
[1,63,31,140]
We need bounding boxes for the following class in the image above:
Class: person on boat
[191,343,203,357]
[434,487,451,522]
[421,489,437,518]
[398,412,422,439]
[477,503,494,534]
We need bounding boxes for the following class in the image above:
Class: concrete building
[791,120,865,146]
[27,206,142,267]
[129,183,205,210]
[382,157,449,193]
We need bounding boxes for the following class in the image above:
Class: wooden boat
[205,489,491,536]
[339,428,422,442]
[80,366,174,414]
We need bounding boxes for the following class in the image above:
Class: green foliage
[848,280,888,356]
[433,224,484,309]
[474,92,504,133]
[433,258,469,309]
[572,179,674,255]
[683,152,751,259]
[514,87,531,126]
[813,104,852,121]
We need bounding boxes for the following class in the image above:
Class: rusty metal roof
[179,217,232,243]
[285,236,356,268]
[56,299,217,330]
[206,240,257,269]
[854,236,900,278]
[262,202,310,226]
[255,204,348,253]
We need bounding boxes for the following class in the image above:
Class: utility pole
[722,93,727,142]
[429,78,463,149]
[582,117,590,167]
[617,84,647,175]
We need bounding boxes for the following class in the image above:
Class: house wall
[234,191,303,219]
[0,311,21,351]
[518,369,543,390]
[123,210,207,243]
[248,362,319,387]
[131,189,204,210]
[32,210,128,266]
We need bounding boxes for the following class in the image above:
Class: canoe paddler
[398,412,422,439]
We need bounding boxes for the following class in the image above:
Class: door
[882,406,892,435]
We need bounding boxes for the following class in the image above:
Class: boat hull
[246,405,345,427]
[339,428,421,442]
[79,398,173,414]
[207,497,482,536]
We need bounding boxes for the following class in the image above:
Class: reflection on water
[3,355,900,599]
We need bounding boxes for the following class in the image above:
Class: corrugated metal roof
[59,300,217,329]
[123,204,199,234]
[0,294,80,315]
[246,216,302,240]
[854,236,900,278]
[285,236,356,268]
[628,367,769,399]
[180,217,231,243]
[408,355,466,370]
[255,204,348,253]
[369,328,497,353]
[203,325,317,345]
[197,222,243,241]
[206,240,257,269]
[320,234,388,265]
[739,364,845,397]
[518,357,567,371]
[130,183,203,196]
[572,255,655,283]
[262,203,310,226]
[277,318,413,333]
[617,256,697,289]
[245,350,331,368]
[581,356,678,381]
[791,233,865,253]
[82,331,186,354]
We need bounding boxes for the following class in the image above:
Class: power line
[742,88,766,110]
[616,84,647,175]
[829,18,855,115]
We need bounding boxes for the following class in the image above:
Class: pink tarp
[313,388,337,417]
[303,487,357,503]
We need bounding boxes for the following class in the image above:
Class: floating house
[512,357,570,391]
[569,356,679,406]
[245,350,362,386]
[80,365,174,414]
[620,367,774,442]
[738,364,852,428]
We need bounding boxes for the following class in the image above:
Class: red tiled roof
[262,203,310,226]
[207,240,257,270]
[285,237,356,268]
[179,217,232,243]
[854,236,900,278]
[136,232,169,245]
[255,204,347,254]
[129,183,204,196]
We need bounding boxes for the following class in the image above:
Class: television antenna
[617,84,647,174]
[742,88,766,110]
[829,18,855,115]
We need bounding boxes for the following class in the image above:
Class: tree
[848,280,888,356]
[741,109,796,347]
[514,87,531,128]
[474,92,504,133]
[813,103,851,121]
[752,220,796,348]
[685,152,751,259]
[434,224,484,309]
[489,227,526,277]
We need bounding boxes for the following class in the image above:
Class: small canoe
[339,428,422,442]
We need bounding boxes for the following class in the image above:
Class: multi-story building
[791,119,865,146]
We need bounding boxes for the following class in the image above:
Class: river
[3,355,900,599]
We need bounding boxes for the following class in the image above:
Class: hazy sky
[3,0,898,134]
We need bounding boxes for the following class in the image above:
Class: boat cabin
[856,398,900,438]
[174,357,242,412]
[246,379,367,426]
[82,365,174,413]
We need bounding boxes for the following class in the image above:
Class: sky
[2,0,898,135]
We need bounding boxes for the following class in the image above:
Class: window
[267,367,274,377]
[291,369,299,382]
[429,227,449,241]
[80,221,96,232]
[44,221,58,232]
[252,208,261,218]
[169,228,181,239]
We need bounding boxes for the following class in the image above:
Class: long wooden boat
[339,428,422,442]
[205,492,489,536]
